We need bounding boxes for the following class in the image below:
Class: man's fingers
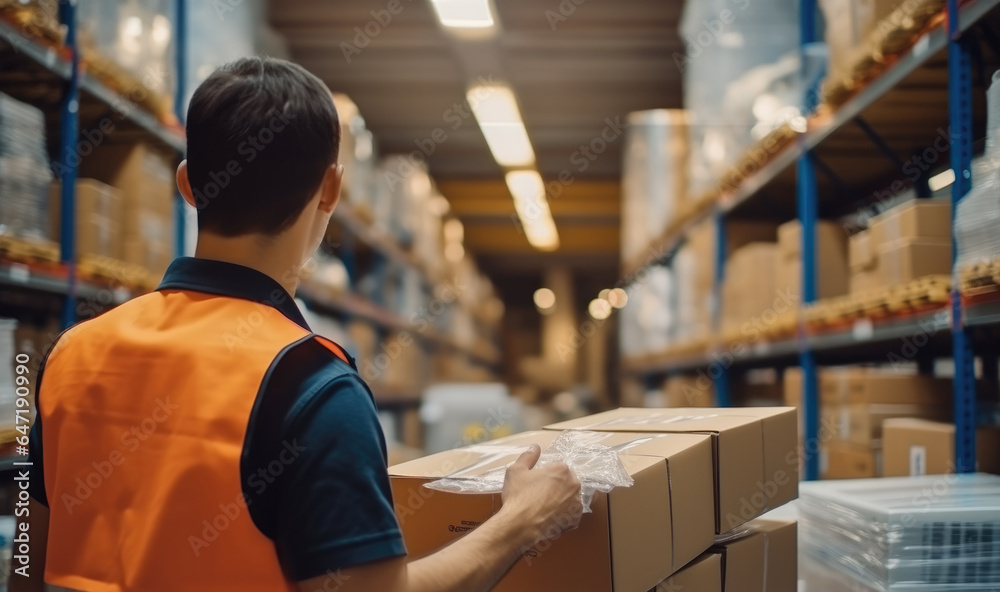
[511,444,541,471]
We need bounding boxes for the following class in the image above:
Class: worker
[14,57,583,592]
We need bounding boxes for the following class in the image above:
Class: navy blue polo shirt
[28,257,407,580]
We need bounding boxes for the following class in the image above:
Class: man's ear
[176,160,197,209]
[318,163,343,214]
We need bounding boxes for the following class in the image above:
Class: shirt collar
[157,257,311,331]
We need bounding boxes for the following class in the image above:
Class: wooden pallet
[820,0,947,109]
[960,259,1000,293]
[0,235,59,265]
[806,275,951,328]
[77,254,158,293]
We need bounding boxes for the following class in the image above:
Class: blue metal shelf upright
[947,0,976,473]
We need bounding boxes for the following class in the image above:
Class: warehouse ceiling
[270,0,684,292]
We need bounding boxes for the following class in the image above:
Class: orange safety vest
[38,288,348,591]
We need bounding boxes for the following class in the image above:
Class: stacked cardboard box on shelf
[722,242,779,339]
[783,366,952,479]
[49,180,123,260]
[883,418,1000,476]
[819,0,902,92]
[662,375,714,408]
[389,407,798,592]
[0,93,53,243]
[774,219,849,301]
[79,141,176,279]
[850,198,952,294]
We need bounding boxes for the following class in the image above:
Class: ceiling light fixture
[505,170,559,251]
[928,169,955,192]
[429,0,495,28]
[533,288,556,311]
[588,298,612,321]
[467,85,536,168]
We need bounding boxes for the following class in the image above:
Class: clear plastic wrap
[799,474,1000,591]
[620,110,688,263]
[0,93,52,241]
[424,430,635,513]
[680,0,801,195]
[956,71,1000,271]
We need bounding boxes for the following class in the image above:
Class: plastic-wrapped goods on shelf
[77,0,175,120]
[799,473,1000,591]
[619,265,676,356]
[0,318,17,432]
[820,0,902,92]
[957,73,1000,276]
[620,110,688,263]
[679,0,802,195]
[376,156,433,247]
[0,93,53,241]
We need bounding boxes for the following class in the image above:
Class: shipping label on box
[545,407,799,533]
[389,430,716,592]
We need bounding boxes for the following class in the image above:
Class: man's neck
[193,233,303,296]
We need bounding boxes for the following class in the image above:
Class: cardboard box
[870,198,952,246]
[546,407,798,533]
[723,243,779,335]
[821,441,880,479]
[850,268,882,295]
[79,141,176,215]
[49,180,124,260]
[883,418,1000,476]
[878,238,952,286]
[663,376,713,408]
[649,553,722,592]
[775,220,849,300]
[122,235,173,279]
[713,519,798,592]
[389,430,716,591]
[848,229,876,273]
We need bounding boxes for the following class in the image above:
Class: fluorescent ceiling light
[429,0,494,28]
[928,169,955,192]
[505,170,559,251]
[467,85,535,167]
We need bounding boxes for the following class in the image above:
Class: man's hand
[498,444,583,547]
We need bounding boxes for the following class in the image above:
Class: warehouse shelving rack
[0,2,499,414]
[622,0,1000,480]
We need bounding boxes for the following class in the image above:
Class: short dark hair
[186,57,340,236]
